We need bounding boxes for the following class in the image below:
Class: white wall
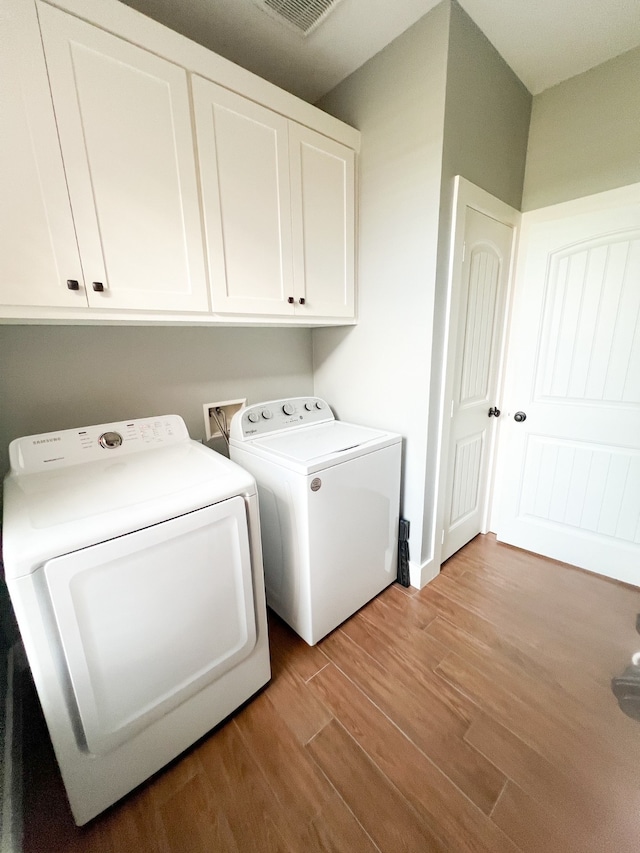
[523,44,640,211]
[313,3,450,583]
[0,325,313,481]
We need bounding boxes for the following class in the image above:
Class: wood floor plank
[367,583,439,629]
[465,714,640,853]
[232,691,334,825]
[436,649,640,785]
[109,791,171,853]
[266,631,333,745]
[232,688,378,851]
[427,562,640,709]
[319,626,506,814]
[308,663,519,853]
[304,791,381,853]
[344,606,479,725]
[452,566,639,660]
[268,612,330,682]
[307,718,446,853]
[357,597,449,669]
[429,605,640,771]
[159,772,235,853]
[437,549,640,659]
[194,722,296,853]
[491,779,639,853]
[428,610,636,729]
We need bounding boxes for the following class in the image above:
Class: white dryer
[2,415,270,825]
[230,398,401,645]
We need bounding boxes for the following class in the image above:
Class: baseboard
[1,643,24,853]
[409,558,440,590]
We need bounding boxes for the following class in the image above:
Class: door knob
[92,282,105,292]
[66,279,80,291]
[287,296,294,304]
[514,411,527,422]
[488,407,501,418]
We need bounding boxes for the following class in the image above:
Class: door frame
[433,177,520,573]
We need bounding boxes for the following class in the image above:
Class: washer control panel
[9,415,190,474]
[231,398,334,440]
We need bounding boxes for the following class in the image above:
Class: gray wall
[0,325,313,482]
[422,0,531,560]
[312,0,531,579]
[522,44,640,210]
[312,2,450,578]
[442,1,531,211]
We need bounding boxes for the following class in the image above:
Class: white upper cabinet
[193,78,355,318]
[192,77,295,316]
[290,124,355,318]
[0,0,358,324]
[0,0,85,308]
[37,2,209,312]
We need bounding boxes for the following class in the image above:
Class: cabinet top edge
[37,0,361,152]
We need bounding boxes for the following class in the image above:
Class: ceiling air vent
[253,0,345,36]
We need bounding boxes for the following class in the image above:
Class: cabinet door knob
[287,296,294,304]
[66,279,80,291]
[299,297,306,305]
[92,282,105,292]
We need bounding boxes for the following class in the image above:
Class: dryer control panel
[230,398,334,440]
[9,415,189,474]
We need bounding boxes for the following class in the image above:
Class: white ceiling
[121,0,640,103]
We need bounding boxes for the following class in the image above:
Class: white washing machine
[1,415,270,825]
[229,398,402,645]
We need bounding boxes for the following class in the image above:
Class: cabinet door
[37,3,208,312]
[289,124,355,318]
[192,77,294,315]
[0,0,85,308]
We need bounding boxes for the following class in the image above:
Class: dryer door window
[43,497,256,755]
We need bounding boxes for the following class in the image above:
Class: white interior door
[495,183,640,586]
[439,179,517,563]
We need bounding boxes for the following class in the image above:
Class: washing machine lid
[2,415,256,579]
[246,421,400,473]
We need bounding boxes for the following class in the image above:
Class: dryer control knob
[261,409,273,419]
[283,403,295,416]
[304,402,314,411]
[315,401,325,410]
[247,412,260,424]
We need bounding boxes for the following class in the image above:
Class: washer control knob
[283,403,295,416]
[247,412,260,424]
[261,409,273,420]
[315,401,325,410]
[304,402,314,411]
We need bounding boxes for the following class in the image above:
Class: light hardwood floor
[22,534,640,852]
